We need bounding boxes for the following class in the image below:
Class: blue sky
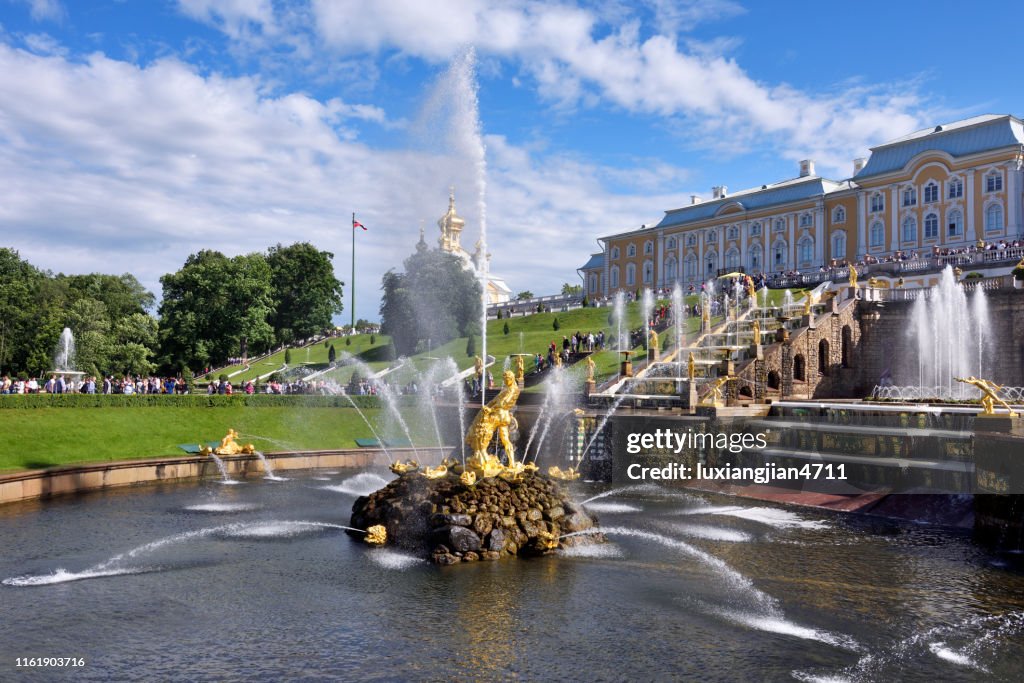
[1,0,1022,322]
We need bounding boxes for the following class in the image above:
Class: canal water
[1,471,1022,681]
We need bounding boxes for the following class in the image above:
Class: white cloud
[0,42,674,321]
[13,0,64,23]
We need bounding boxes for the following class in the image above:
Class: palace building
[579,114,1024,296]
[435,189,512,304]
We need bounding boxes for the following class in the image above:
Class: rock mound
[349,472,602,564]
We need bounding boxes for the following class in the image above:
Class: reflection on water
[1,473,1023,681]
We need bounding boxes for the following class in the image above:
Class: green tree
[266,242,344,343]
[552,317,560,331]
[561,282,583,296]
[503,321,510,335]
[284,348,292,365]
[0,248,45,376]
[516,291,534,300]
[466,332,476,357]
[328,344,337,363]
[158,250,275,371]
[380,248,481,356]
[369,334,376,345]
[66,297,112,376]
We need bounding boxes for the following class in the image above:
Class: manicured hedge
[0,394,406,409]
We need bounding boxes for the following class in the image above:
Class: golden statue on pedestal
[802,292,813,316]
[649,329,659,351]
[514,355,525,383]
[702,304,710,328]
[746,276,757,301]
[585,355,596,381]
[474,355,484,377]
[955,377,1018,417]
[751,320,761,346]
[848,263,858,290]
[688,352,696,382]
[200,429,255,456]
[465,370,534,479]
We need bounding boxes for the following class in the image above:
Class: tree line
[0,243,343,378]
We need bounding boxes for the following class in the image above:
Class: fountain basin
[350,471,602,563]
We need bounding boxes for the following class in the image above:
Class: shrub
[552,317,560,331]
[466,333,476,357]
[218,373,229,382]
[369,334,376,345]
[346,337,352,346]
[284,349,292,365]
[503,321,510,335]
[328,345,336,363]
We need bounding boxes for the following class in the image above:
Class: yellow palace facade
[579,114,1024,295]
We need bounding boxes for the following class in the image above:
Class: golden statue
[751,320,761,346]
[465,369,522,478]
[389,459,420,475]
[200,429,255,456]
[548,466,581,481]
[848,263,858,289]
[459,470,477,487]
[474,355,484,377]
[649,329,659,351]
[802,292,813,316]
[422,464,448,479]
[585,355,596,381]
[514,355,525,383]
[700,375,732,406]
[687,352,696,381]
[365,525,387,545]
[746,276,756,301]
[955,377,1018,417]
[701,304,710,328]
[553,352,562,367]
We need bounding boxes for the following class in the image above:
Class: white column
[677,235,684,285]
[789,214,797,267]
[966,170,977,242]
[890,186,899,253]
[814,206,825,264]
[718,228,724,275]
[739,222,747,272]
[697,232,705,282]
[857,191,867,258]
[655,233,663,289]
[1008,163,1022,237]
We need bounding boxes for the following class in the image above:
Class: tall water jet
[672,283,684,376]
[613,290,626,351]
[642,288,654,352]
[907,266,992,398]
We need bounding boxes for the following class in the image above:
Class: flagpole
[351,212,356,330]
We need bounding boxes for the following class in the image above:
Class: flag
[353,217,367,231]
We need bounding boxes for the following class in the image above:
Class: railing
[488,293,585,317]
[769,246,1024,289]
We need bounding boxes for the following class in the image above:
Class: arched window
[947,209,963,237]
[798,237,813,265]
[686,234,697,247]
[985,203,1004,232]
[610,266,620,289]
[948,177,963,199]
[727,226,739,240]
[684,254,698,280]
[841,325,853,368]
[642,260,653,284]
[832,206,846,224]
[626,263,636,286]
[748,245,763,272]
[666,237,677,250]
[705,250,718,274]
[725,247,740,270]
[773,241,787,270]
[818,339,831,376]
[923,182,939,204]
[794,354,806,381]
[924,213,939,239]
[870,193,884,212]
[664,257,677,281]
[986,171,1003,193]
[644,240,653,255]
[902,216,917,242]
[627,244,636,257]
[706,228,717,242]
[831,232,846,260]
[870,222,885,247]
[611,246,620,259]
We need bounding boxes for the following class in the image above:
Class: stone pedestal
[620,360,633,377]
[748,344,763,361]
[802,314,815,329]
[584,379,595,397]
[687,382,699,414]
[647,348,659,363]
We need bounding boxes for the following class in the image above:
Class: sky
[1,0,1023,323]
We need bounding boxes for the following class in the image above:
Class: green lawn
[0,406,430,472]
[211,334,390,383]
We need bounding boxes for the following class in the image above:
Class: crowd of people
[0,374,191,395]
